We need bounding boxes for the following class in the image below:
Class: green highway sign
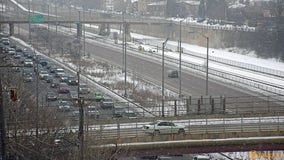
[29,14,45,23]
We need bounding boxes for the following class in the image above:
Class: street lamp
[189,32,209,95]
[123,21,127,97]
[28,0,31,44]
[179,20,182,97]
[162,38,169,117]
[201,35,209,96]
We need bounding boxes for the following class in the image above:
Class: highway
[8,23,284,117]
[45,24,256,97]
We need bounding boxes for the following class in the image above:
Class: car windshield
[88,106,97,111]
[60,101,70,105]
[40,71,48,74]
[124,112,136,117]
[149,121,159,125]
[104,98,113,102]
[80,84,88,88]
[47,92,55,96]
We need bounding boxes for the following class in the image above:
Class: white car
[24,59,33,67]
[38,70,49,79]
[143,121,186,135]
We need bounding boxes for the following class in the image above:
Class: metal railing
[7,115,284,140]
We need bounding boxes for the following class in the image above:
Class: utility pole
[35,48,39,138]
[0,77,6,160]
[77,71,84,160]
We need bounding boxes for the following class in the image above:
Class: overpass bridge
[80,115,284,158]
[1,0,170,37]
[7,114,284,158]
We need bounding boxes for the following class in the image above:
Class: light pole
[124,21,127,97]
[178,20,183,98]
[28,0,31,44]
[201,35,209,95]
[55,2,57,35]
[122,11,127,97]
[83,6,86,58]
[190,32,209,95]
[35,48,39,138]
[206,36,209,95]
[162,38,169,117]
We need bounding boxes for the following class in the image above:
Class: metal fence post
[206,114,208,134]
[136,122,138,138]
[258,115,261,132]
[186,98,190,115]
[174,100,177,116]
[197,99,201,114]
[222,97,226,114]
[241,115,243,132]
[188,119,191,134]
[211,99,214,114]
[278,113,280,132]
[117,121,120,139]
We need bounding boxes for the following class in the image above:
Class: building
[176,0,200,17]
[147,0,167,16]
[137,0,156,15]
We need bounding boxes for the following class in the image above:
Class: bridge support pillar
[98,23,110,36]
[9,23,14,36]
[77,23,82,38]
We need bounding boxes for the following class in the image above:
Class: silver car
[58,101,72,112]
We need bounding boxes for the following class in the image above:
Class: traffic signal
[10,89,17,102]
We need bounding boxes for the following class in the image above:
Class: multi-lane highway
[7,22,284,117]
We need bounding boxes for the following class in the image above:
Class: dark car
[79,84,90,94]
[58,83,70,94]
[69,90,78,100]
[60,74,69,83]
[44,75,53,83]
[167,70,178,78]
[39,59,48,66]
[67,76,78,85]
[112,108,125,119]
[51,81,60,88]
[101,97,114,109]
[46,91,58,101]
[58,101,72,112]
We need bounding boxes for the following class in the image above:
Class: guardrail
[87,116,284,140]
[127,42,284,95]
[6,115,284,141]
[106,95,284,117]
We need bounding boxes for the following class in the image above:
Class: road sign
[29,14,45,23]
